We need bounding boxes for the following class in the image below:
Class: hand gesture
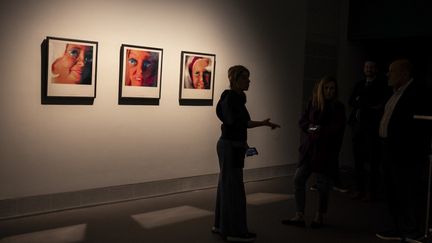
[263,118,281,130]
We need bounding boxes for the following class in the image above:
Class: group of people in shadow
[213,59,431,242]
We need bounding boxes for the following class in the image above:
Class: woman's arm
[299,101,315,133]
[248,119,280,129]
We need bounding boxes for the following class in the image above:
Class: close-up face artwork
[125,50,157,87]
[191,58,211,89]
[51,44,93,84]
[185,56,212,89]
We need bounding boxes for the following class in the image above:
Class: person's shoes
[310,184,318,191]
[401,237,423,243]
[211,226,221,234]
[402,237,424,243]
[310,212,325,228]
[281,218,306,227]
[351,191,365,200]
[361,193,376,202]
[332,185,349,193]
[402,232,425,243]
[375,230,402,241]
[226,232,256,242]
[310,220,324,228]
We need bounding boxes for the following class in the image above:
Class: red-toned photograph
[120,44,163,99]
[179,51,215,102]
[46,37,98,97]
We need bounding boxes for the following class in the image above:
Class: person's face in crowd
[387,61,409,89]
[126,50,155,86]
[363,62,377,78]
[236,71,250,91]
[52,44,91,84]
[191,58,210,89]
[323,81,336,100]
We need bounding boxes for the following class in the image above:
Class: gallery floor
[0,175,428,243]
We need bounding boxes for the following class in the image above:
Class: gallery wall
[0,0,307,200]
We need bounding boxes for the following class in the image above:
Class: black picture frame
[43,37,98,101]
[119,44,163,105]
[179,51,216,105]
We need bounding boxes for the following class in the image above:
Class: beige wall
[0,0,307,199]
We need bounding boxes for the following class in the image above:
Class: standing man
[376,59,431,243]
[348,61,390,201]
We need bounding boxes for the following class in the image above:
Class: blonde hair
[228,65,249,88]
[312,75,337,112]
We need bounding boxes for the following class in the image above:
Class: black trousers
[352,125,382,196]
[382,141,427,237]
[214,138,248,236]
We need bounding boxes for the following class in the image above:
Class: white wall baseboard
[0,164,296,220]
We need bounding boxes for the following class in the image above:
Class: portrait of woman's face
[125,50,157,87]
[51,44,92,84]
[188,58,211,89]
[190,58,211,89]
[179,52,215,101]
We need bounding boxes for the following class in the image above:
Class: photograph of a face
[46,37,97,97]
[120,45,163,99]
[180,51,215,101]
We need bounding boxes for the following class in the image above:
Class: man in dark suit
[376,59,431,243]
[349,61,390,201]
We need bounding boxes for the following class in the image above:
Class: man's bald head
[387,59,412,89]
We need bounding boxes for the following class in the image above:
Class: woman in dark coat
[282,75,346,228]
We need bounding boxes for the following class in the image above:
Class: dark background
[348,0,432,86]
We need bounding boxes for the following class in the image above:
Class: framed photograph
[119,44,163,100]
[45,37,98,97]
[179,51,216,104]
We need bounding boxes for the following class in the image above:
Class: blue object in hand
[246,147,258,157]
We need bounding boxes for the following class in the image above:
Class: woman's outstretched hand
[263,118,281,129]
